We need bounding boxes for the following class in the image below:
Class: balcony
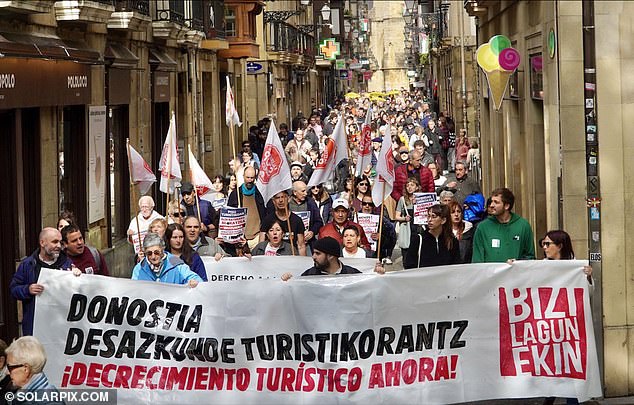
[217,0,264,60]
[107,0,151,31]
[54,0,115,24]
[0,1,52,14]
[152,0,186,40]
[266,21,315,66]
[179,0,205,45]
[201,0,228,50]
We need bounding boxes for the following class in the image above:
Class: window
[530,54,543,100]
[225,6,236,37]
[508,70,520,99]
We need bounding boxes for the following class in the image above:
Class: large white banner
[202,256,378,281]
[34,260,601,404]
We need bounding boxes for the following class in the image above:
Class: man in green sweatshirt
[472,188,535,263]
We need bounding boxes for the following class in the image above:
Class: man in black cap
[280,236,385,280]
[280,237,359,280]
[180,181,217,235]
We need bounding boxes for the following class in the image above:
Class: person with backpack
[61,223,109,276]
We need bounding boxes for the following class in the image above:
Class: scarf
[241,183,256,196]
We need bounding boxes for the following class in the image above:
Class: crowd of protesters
[2,90,596,405]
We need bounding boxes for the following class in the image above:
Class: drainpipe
[458,6,468,133]
[581,0,603,383]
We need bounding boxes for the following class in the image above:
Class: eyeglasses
[362,202,374,206]
[171,211,186,218]
[7,364,25,372]
[358,183,369,187]
[145,250,163,257]
[312,185,322,189]
[541,241,553,248]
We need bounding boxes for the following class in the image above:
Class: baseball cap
[180,182,194,194]
[332,198,349,210]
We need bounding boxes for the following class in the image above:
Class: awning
[0,32,101,63]
[149,48,177,72]
[105,43,139,69]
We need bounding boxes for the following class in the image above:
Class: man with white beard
[10,227,75,335]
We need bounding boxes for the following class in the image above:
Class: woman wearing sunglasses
[540,230,593,405]
[131,232,201,287]
[4,337,62,404]
[309,184,333,225]
[167,201,187,225]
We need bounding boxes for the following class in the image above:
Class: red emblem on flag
[359,124,372,156]
[316,138,336,169]
[259,145,283,184]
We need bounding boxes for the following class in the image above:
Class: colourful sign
[319,38,341,61]
[335,58,346,70]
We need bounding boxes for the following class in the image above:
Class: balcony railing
[267,21,315,57]
[184,0,204,32]
[114,0,149,16]
[154,0,185,25]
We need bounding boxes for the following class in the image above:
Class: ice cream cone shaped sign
[476,35,521,111]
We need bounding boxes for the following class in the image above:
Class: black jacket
[404,230,461,269]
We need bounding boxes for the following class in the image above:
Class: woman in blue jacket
[132,232,202,287]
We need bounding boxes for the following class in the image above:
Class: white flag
[158,112,182,194]
[188,144,213,200]
[256,121,292,204]
[355,108,373,176]
[127,141,156,195]
[307,114,348,188]
[225,76,242,127]
[371,124,396,206]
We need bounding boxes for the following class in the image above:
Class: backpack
[463,193,486,223]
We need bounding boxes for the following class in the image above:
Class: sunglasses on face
[362,201,374,206]
[171,211,186,218]
[541,241,553,248]
[7,364,25,372]
[358,183,369,187]
[145,250,163,257]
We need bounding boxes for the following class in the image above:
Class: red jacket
[391,164,435,201]
[318,220,371,250]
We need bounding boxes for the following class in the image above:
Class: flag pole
[126,139,142,250]
[343,117,356,214]
[376,180,386,263]
[165,112,173,215]
[188,144,203,225]
[229,123,242,208]
[285,205,296,256]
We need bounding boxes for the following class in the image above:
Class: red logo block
[259,145,283,184]
[498,287,587,379]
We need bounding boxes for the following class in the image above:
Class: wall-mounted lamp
[320,4,331,22]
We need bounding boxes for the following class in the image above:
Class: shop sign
[0,58,90,109]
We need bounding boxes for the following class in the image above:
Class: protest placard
[356,213,379,252]
[413,193,439,225]
[219,207,247,242]
[295,211,310,231]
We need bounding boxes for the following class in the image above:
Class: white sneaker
[382,258,393,265]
